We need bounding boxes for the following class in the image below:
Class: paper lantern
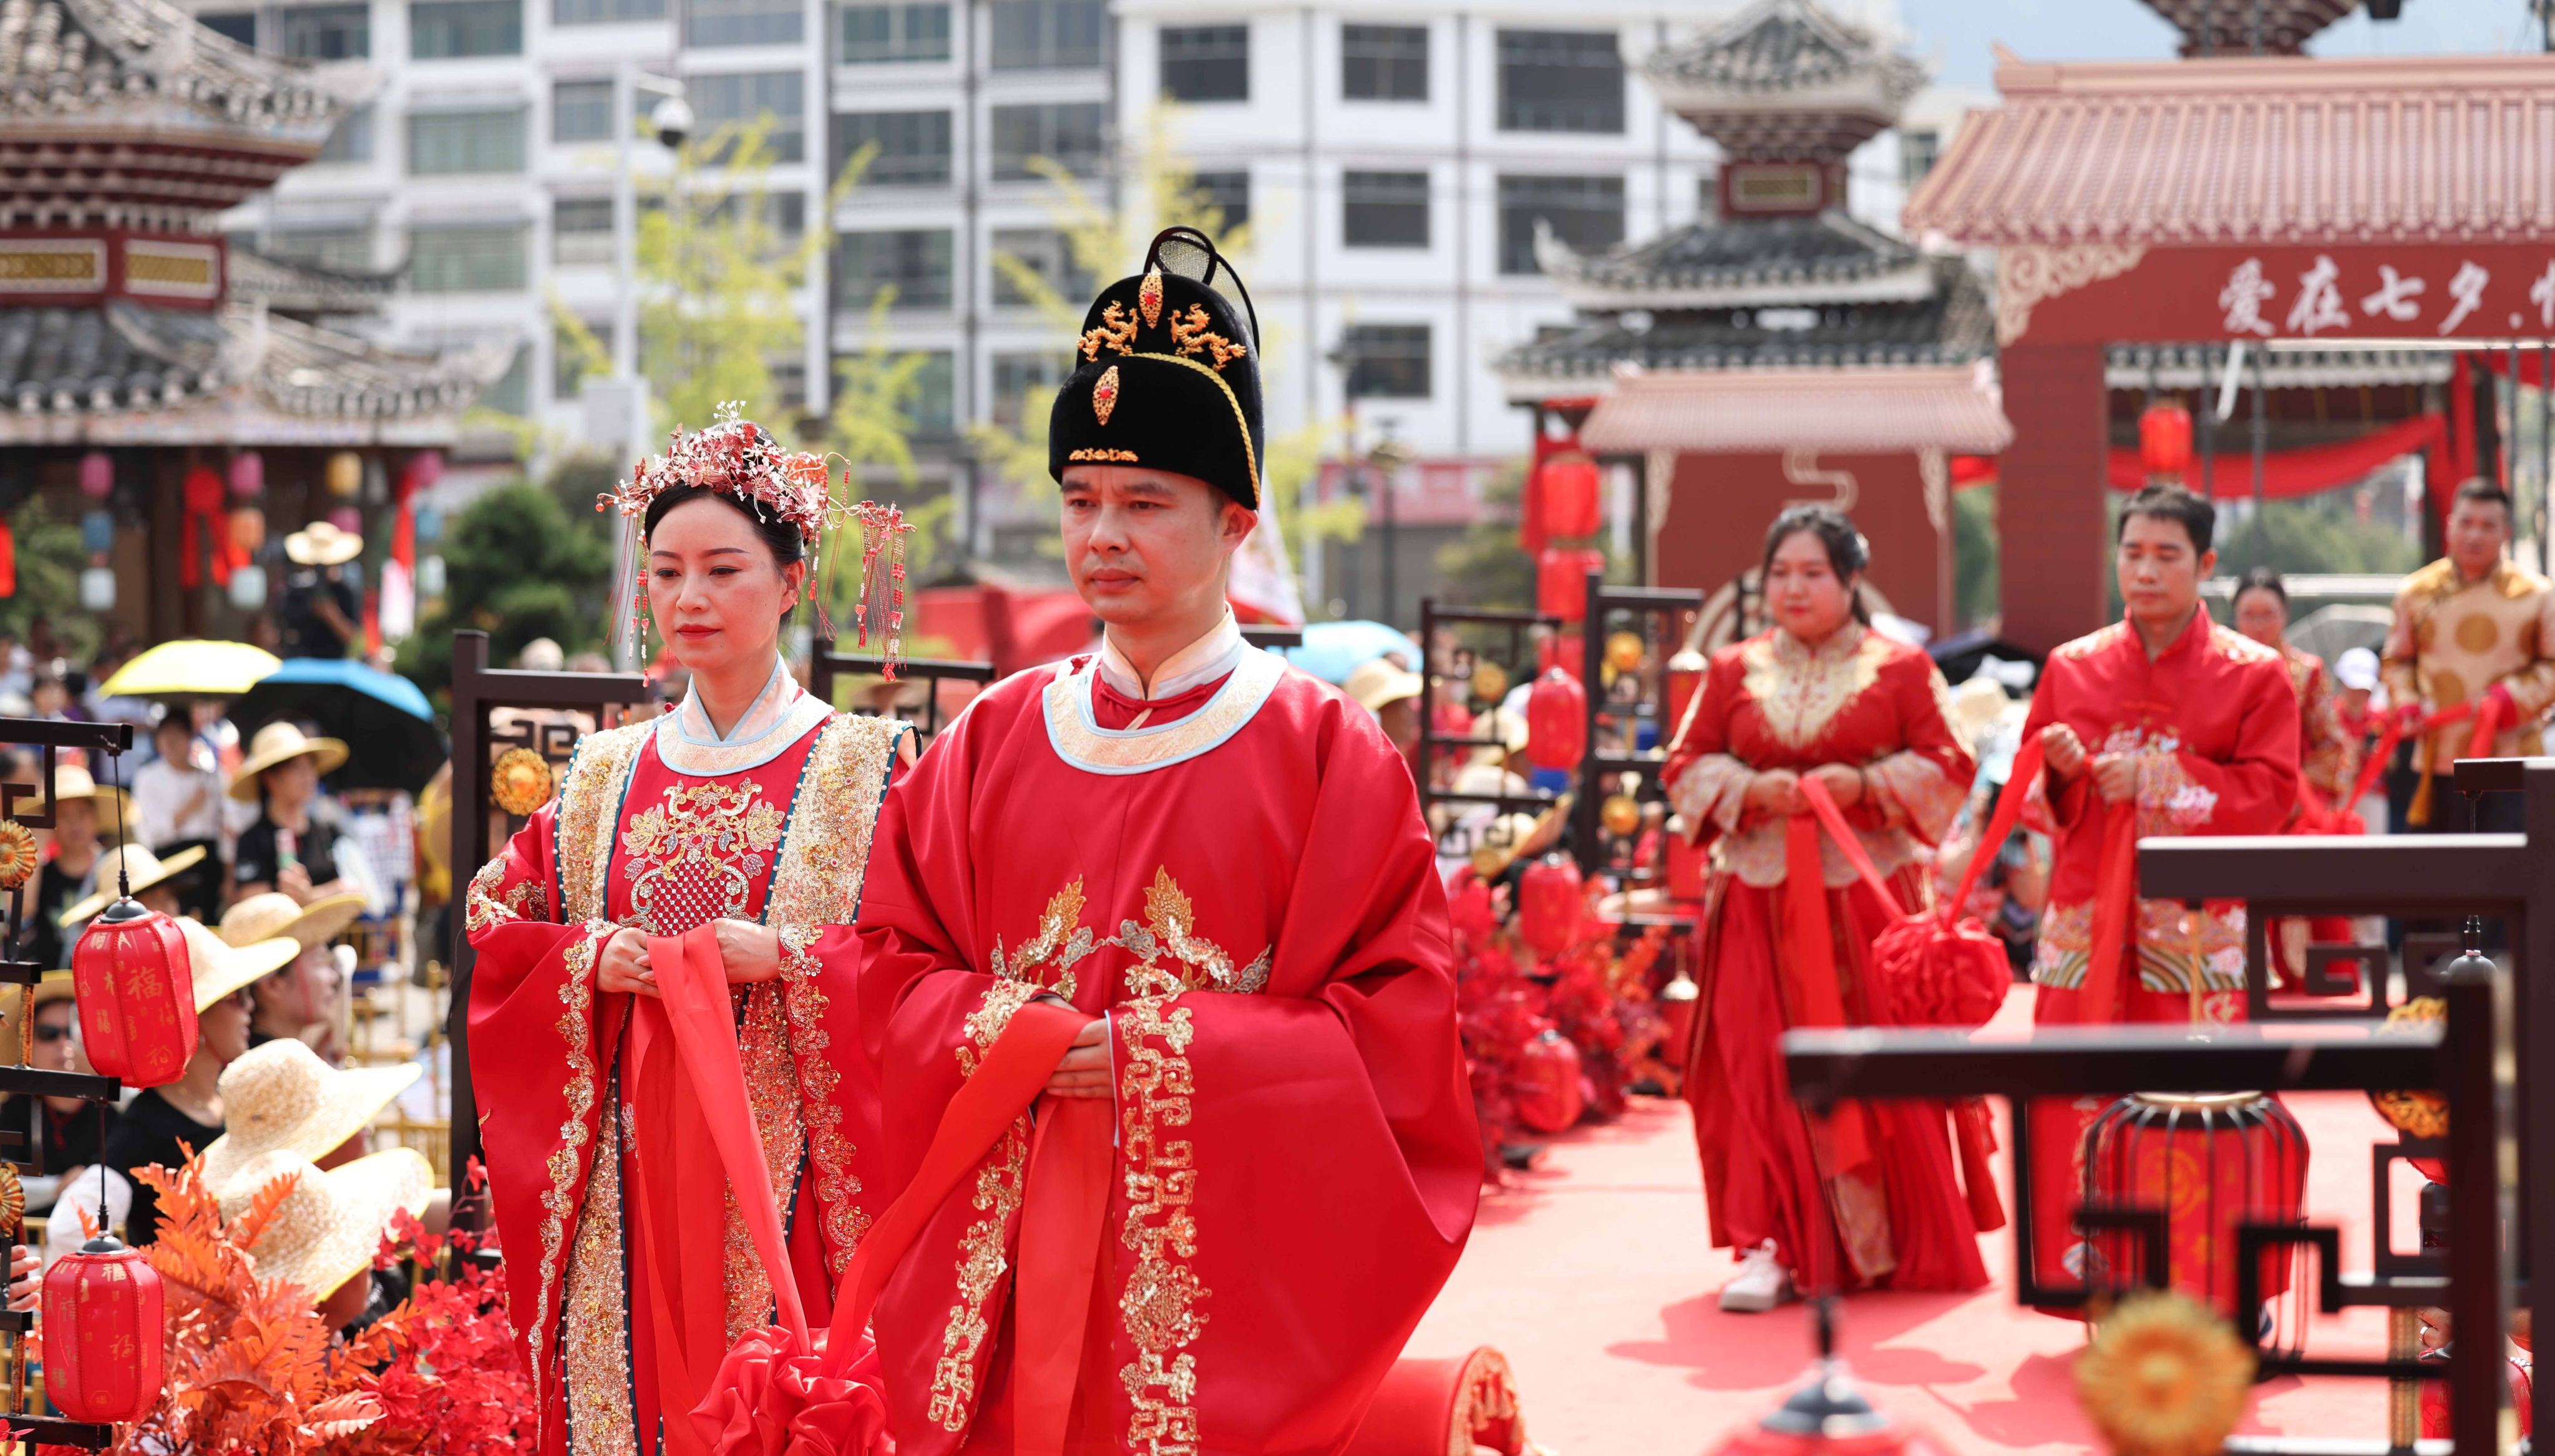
[324,451,362,499]
[80,509,114,556]
[1524,666,1586,772]
[1537,546,1604,623]
[1665,649,1707,742]
[228,563,268,611]
[2081,1092,2309,1321]
[230,505,266,553]
[327,506,363,536]
[77,451,112,500]
[42,1233,164,1422]
[403,450,444,495]
[182,464,223,517]
[1517,855,1582,957]
[70,898,197,1089]
[418,553,447,598]
[227,450,263,500]
[78,566,114,611]
[2140,404,2194,482]
[1514,1029,1584,1134]
[1535,452,1602,540]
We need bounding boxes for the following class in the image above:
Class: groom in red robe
[854,228,1480,1456]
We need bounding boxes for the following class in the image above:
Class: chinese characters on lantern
[2215,253,2555,337]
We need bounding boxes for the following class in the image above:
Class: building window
[990,0,1101,69]
[1498,173,1622,274]
[267,228,373,272]
[991,229,1091,308]
[555,0,664,24]
[1340,324,1431,400]
[409,225,528,293]
[835,229,951,309]
[689,0,801,47]
[553,197,613,265]
[910,350,955,434]
[692,72,805,163]
[1342,23,1425,102]
[1900,128,1940,192]
[839,2,948,62]
[770,358,807,410]
[1343,170,1428,249]
[318,105,374,162]
[199,11,255,46]
[411,0,520,56]
[553,80,614,143]
[1160,24,1247,102]
[1497,29,1622,133]
[480,343,531,414]
[556,321,610,397]
[707,190,807,247]
[278,4,368,58]
[990,351,1069,430]
[409,109,527,175]
[1185,169,1249,233]
[834,110,951,186]
[990,102,1106,180]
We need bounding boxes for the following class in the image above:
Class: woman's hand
[1741,769,1800,819]
[7,1244,36,1312]
[711,919,782,984]
[1803,763,1864,808]
[1044,1014,1112,1100]
[596,927,656,998]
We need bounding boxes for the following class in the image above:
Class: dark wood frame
[1415,598,1565,862]
[1571,571,1703,879]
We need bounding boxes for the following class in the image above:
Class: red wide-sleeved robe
[2018,609,2300,1288]
[1663,623,1987,1298]
[467,666,905,1456]
[855,623,1479,1456]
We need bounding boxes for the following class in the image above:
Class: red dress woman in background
[1664,505,1988,1313]
[2233,568,2363,986]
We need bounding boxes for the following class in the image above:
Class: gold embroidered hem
[2030,897,2247,994]
[925,1119,1029,1433]
[1117,993,1205,1456]
[533,923,609,1441]
[561,1085,636,1456]
[557,723,650,921]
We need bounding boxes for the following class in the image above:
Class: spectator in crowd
[215,1145,432,1332]
[276,522,363,660]
[1345,656,1424,769]
[2334,646,2382,735]
[220,891,364,1062]
[24,618,59,669]
[59,844,203,946]
[2232,568,2361,817]
[132,711,228,919]
[24,764,122,971]
[0,629,29,701]
[26,670,80,769]
[228,723,359,908]
[0,977,112,1221]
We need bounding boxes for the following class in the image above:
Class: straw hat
[60,843,208,925]
[46,762,130,828]
[1345,658,1424,714]
[228,722,349,802]
[177,917,299,1012]
[283,520,363,568]
[218,891,366,953]
[1468,707,1531,767]
[200,1039,423,1191]
[216,1147,432,1304]
[1947,676,2012,748]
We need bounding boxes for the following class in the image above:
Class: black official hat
[1048,226,1265,511]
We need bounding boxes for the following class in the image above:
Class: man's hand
[711,919,781,984]
[1044,1017,1112,1100]
[2090,752,2139,806]
[596,927,656,998]
[1742,769,1801,819]
[2041,724,2088,779]
[1803,763,1863,808]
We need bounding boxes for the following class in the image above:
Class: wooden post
[1995,340,2111,654]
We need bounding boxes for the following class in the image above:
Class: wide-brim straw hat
[46,762,130,828]
[1468,707,1531,767]
[1345,658,1424,714]
[178,917,298,1012]
[283,520,363,568]
[201,1039,423,1191]
[216,1147,432,1304]
[228,722,349,802]
[61,843,208,925]
[218,890,366,953]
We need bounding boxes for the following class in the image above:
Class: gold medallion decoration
[491,747,557,818]
[1138,266,1164,328]
[1092,366,1121,427]
[2370,997,2448,1139]
[1600,794,1643,838]
[1605,631,1647,675]
[0,1163,22,1234]
[0,820,34,891]
[2076,1291,2256,1456]
[1469,662,1509,704]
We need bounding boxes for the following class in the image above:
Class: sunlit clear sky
[1900,0,2544,92]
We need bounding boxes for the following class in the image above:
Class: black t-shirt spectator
[233,816,343,892]
[278,567,358,660]
[0,1094,110,1180]
[24,857,92,971]
[98,1089,221,1245]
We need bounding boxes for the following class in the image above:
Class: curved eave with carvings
[1539,213,1940,311]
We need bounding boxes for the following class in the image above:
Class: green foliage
[1433,462,1538,611]
[2209,493,2424,578]
[396,478,615,701]
[1955,483,1999,629]
[0,499,92,653]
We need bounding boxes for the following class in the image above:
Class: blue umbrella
[1281,620,1419,685]
[231,657,446,793]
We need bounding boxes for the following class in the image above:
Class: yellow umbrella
[100,640,284,698]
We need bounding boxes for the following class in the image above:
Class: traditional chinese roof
[1495,255,1992,402]
[1638,0,1929,160]
[2105,342,2453,392]
[1577,363,2012,455]
[1536,210,1933,310]
[1905,52,2555,248]
[225,244,396,316]
[2138,0,2356,57]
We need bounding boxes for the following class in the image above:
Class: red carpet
[1403,988,2408,1454]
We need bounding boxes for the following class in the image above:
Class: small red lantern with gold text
[71,896,197,1089]
[44,1233,165,1423]
[1517,855,1583,958]
[1524,666,1587,772]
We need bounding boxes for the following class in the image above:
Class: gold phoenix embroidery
[618,782,787,934]
[1119,869,1270,997]
[1079,303,1139,361]
[1168,304,1247,372]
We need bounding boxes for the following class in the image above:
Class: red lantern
[1524,666,1586,772]
[70,897,197,1089]
[1517,855,1582,957]
[77,450,112,500]
[1537,546,1604,623]
[1513,1029,1584,1133]
[1665,648,1706,743]
[227,449,263,500]
[2082,1092,2309,1321]
[1535,452,1602,540]
[43,1233,165,1422]
[2140,404,2194,482]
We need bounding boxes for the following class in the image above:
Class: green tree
[0,500,91,651]
[1955,483,1999,629]
[2210,493,2423,578]
[396,480,615,702]
[1433,462,1536,610]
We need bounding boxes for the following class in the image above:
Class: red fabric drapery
[1952,413,2447,501]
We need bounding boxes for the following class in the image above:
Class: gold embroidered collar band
[1096,610,1247,702]
[657,654,832,776]
[1044,646,1287,776]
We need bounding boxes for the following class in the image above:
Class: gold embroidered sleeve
[1862,750,1969,845]
[466,852,552,936]
[1670,753,1753,839]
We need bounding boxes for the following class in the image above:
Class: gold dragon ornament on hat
[2076,1292,2256,1456]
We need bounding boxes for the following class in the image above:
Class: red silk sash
[1780,805,1872,1172]
[1010,1095,1115,1455]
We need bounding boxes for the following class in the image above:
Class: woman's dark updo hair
[2234,565,2287,611]
[642,483,807,569]
[1759,503,1871,624]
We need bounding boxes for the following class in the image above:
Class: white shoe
[1719,1241,1793,1313]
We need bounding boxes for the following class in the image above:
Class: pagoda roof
[226,244,396,316]
[2139,0,2355,57]
[0,299,510,443]
[1639,0,1927,160]
[1495,256,1992,404]
[1537,210,1933,311]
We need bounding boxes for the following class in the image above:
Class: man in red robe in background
[2019,485,2300,1291]
[855,228,1480,1456]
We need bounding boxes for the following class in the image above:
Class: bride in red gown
[1663,505,1990,1313]
[466,415,908,1456]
